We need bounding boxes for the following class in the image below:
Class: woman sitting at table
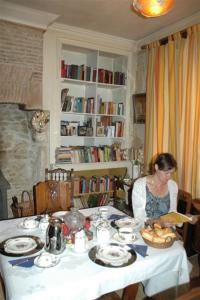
[132,152,197,226]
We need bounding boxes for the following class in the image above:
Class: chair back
[45,168,74,181]
[34,168,74,214]
[177,189,192,248]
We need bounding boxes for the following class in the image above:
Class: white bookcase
[43,25,136,173]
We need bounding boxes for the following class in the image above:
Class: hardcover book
[160,211,192,224]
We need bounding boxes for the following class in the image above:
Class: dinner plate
[112,232,137,244]
[88,243,137,268]
[4,237,37,254]
[96,244,131,266]
[0,235,44,257]
[34,253,60,268]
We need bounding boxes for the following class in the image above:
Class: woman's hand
[187,214,199,224]
[145,218,176,228]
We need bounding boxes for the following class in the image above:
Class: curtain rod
[141,29,187,49]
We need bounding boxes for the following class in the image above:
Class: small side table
[192,199,200,276]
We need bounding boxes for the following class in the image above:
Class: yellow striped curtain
[145,24,200,198]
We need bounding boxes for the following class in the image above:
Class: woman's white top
[132,176,178,222]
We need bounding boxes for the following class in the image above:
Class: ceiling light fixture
[132,0,175,18]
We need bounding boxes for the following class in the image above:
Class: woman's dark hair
[149,153,177,174]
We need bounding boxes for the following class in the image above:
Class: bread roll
[154,223,162,229]
[152,236,165,243]
[141,224,176,243]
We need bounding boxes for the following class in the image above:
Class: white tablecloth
[0,206,190,300]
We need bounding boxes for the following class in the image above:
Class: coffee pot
[46,217,65,254]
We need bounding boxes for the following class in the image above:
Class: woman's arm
[132,177,147,222]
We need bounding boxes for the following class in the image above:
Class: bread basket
[141,236,176,249]
[140,225,179,249]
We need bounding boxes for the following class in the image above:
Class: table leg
[122,283,139,300]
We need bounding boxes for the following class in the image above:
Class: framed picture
[96,126,105,137]
[86,127,93,137]
[132,93,146,123]
[78,126,87,136]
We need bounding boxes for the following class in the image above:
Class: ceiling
[2,0,200,42]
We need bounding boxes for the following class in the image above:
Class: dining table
[0,205,191,300]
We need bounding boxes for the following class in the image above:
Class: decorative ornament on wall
[132,0,175,18]
[31,110,49,133]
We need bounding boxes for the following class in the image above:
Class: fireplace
[0,169,10,219]
[0,104,49,218]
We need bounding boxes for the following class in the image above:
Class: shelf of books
[55,144,128,164]
[72,168,125,209]
[58,44,128,171]
[43,31,132,172]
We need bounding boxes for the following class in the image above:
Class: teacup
[99,207,108,220]
[118,227,135,243]
[23,218,37,229]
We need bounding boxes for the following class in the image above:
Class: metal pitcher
[45,217,65,254]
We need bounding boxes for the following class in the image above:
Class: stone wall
[0,104,49,218]
[0,20,43,109]
[0,21,48,218]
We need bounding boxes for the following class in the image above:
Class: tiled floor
[0,255,199,300]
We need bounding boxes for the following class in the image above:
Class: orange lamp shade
[132,0,175,17]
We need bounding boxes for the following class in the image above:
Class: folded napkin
[108,214,127,221]
[127,244,148,258]
[8,256,37,268]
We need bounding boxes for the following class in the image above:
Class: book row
[97,99,124,116]
[73,175,116,195]
[61,95,124,116]
[73,194,110,209]
[61,94,95,114]
[61,61,126,85]
[55,144,127,164]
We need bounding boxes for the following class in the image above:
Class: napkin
[127,244,148,257]
[108,214,127,221]
[8,256,37,268]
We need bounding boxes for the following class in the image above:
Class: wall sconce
[132,0,175,17]
[31,110,49,133]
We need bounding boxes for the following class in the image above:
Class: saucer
[18,220,39,230]
[115,217,141,230]
[34,253,60,268]
[52,211,68,221]
[112,232,136,244]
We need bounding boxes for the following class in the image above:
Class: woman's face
[155,164,175,184]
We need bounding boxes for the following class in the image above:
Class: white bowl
[23,218,38,229]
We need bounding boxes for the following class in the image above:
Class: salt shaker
[39,214,49,232]
[96,220,111,247]
[74,228,86,253]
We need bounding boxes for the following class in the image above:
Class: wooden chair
[176,189,192,249]
[34,168,74,214]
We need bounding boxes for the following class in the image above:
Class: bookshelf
[43,26,135,174]
[72,167,127,209]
